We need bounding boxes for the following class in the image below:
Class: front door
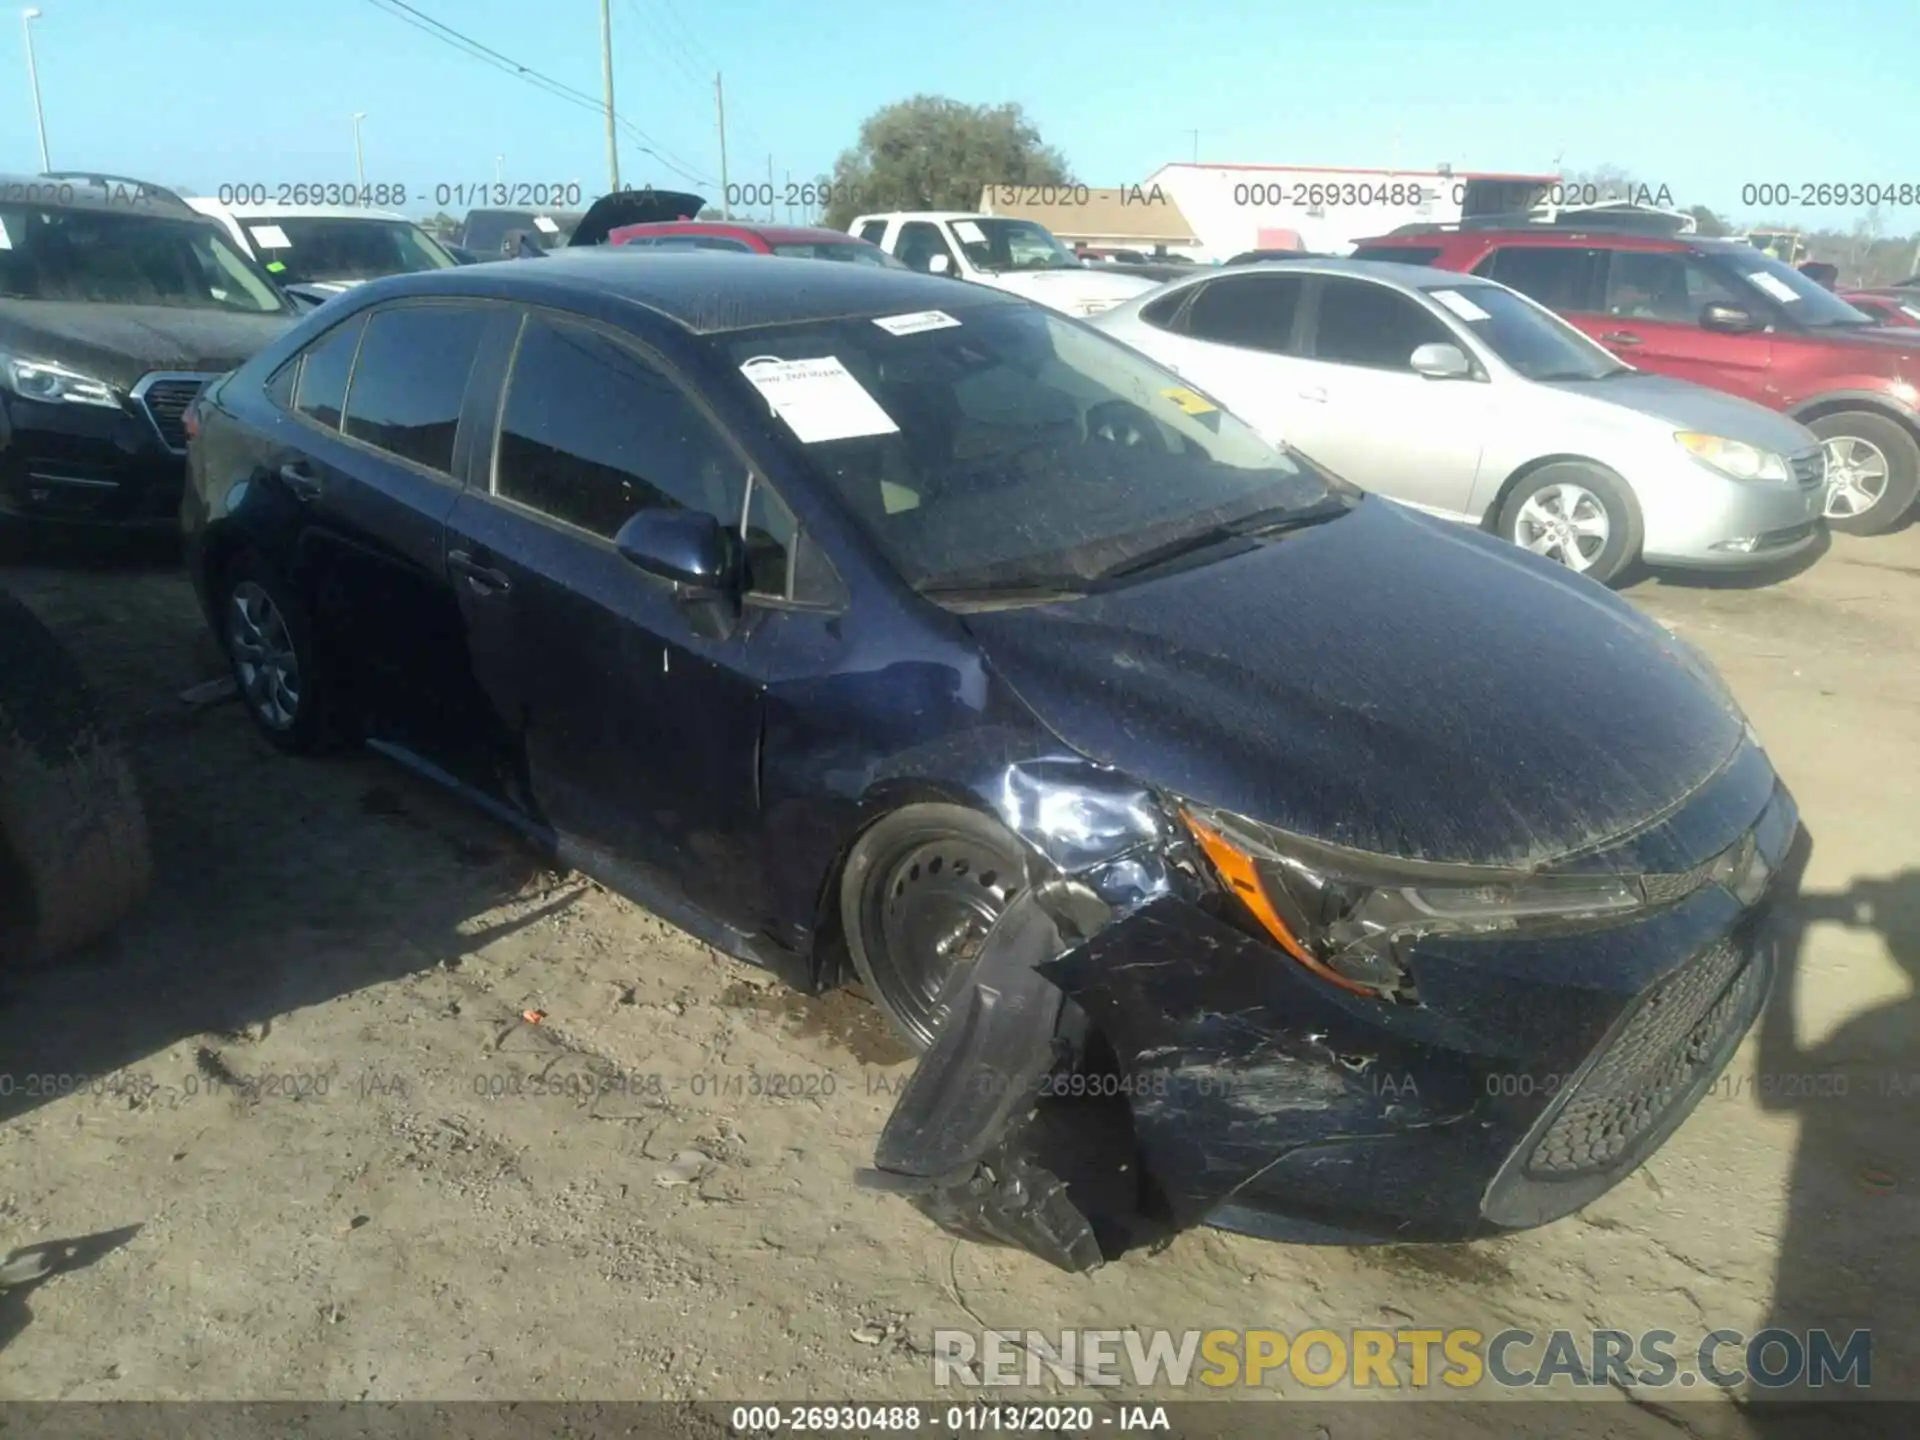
[444,309,766,926]
[1592,250,1776,402]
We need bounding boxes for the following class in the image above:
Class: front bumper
[0,389,197,532]
[1638,453,1829,569]
[866,745,1805,1267]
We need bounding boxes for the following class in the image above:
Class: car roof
[190,199,414,224]
[619,221,869,245]
[0,170,201,219]
[852,212,993,224]
[350,249,1024,334]
[1361,226,1761,256]
[1158,257,1500,291]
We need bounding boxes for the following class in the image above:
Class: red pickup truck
[1353,225,1920,534]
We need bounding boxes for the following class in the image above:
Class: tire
[215,549,328,754]
[1495,461,1641,587]
[0,590,153,965]
[1807,411,1920,536]
[839,803,1030,1051]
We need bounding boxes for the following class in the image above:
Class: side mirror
[927,253,952,276]
[613,508,739,593]
[1701,303,1760,335]
[1410,342,1473,379]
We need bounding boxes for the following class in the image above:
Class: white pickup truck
[848,211,1159,317]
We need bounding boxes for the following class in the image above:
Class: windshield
[0,205,290,312]
[721,304,1343,592]
[244,216,456,285]
[951,218,1081,273]
[461,210,582,255]
[1710,249,1876,327]
[1428,282,1628,382]
[771,242,902,268]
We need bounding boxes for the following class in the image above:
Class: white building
[1138,164,1562,261]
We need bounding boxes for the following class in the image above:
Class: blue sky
[3,0,1911,232]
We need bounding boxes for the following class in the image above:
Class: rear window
[1348,244,1444,266]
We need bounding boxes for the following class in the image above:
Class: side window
[292,314,366,430]
[341,304,490,474]
[695,237,753,252]
[1601,251,1744,324]
[265,355,301,410]
[1182,275,1304,355]
[1474,246,1606,312]
[495,314,746,539]
[857,221,888,245]
[616,235,656,248]
[1309,278,1455,371]
[895,221,957,273]
[1139,288,1191,331]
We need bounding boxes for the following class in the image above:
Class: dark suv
[1353,222,1920,534]
[0,173,297,532]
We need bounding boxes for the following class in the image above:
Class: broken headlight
[1179,806,1648,1002]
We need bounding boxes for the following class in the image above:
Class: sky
[1,0,1912,233]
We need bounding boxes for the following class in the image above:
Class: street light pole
[21,8,50,172]
[351,112,367,189]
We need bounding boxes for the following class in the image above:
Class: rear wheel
[1496,461,1640,587]
[0,590,153,964]
[217,550,329,754]
[840,804,1029,1051]
[1808,411,1920,536]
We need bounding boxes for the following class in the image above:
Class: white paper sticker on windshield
[533,215,561,234]
[952,220,987,244]
[739,356,900,444]
[1747,270,1799,303]
[872,309,962,336]
[248,224,292,250]
[0,218,11,250]
[1430,288,1491,322]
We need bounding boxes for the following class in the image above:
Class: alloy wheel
[1513,483,1612,573]
[1821,436,1891,520]
[227,580,302,731]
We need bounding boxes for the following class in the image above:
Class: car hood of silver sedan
[1544,371,1817,455]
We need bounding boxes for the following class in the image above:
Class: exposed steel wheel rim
[869,832,1023,1048]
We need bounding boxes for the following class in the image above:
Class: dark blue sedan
[181,253,1806,1271]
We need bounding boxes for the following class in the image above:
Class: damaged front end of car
[856,741,1808,1272]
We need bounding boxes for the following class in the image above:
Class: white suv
[849,211,1157,317]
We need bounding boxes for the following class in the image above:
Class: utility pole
[785,170,794,224]
[22,9,50,172]
[599,0,619,191]
[351,113,367,189]
[767,154,774,222]
[714,73,731,218]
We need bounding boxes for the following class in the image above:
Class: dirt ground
[1,524,1916,1427]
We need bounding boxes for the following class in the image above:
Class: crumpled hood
[1544,372,1819,455]
[0,302,295,389]
[984,268,1159,307]
[962,500,1746,869]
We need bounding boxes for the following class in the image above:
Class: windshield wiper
[1094,498,1352,582]
[916,578,1091,606]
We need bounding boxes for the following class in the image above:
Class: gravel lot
[1,526,1915,1428]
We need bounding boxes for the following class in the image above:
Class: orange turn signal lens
[1180,809,1375,996]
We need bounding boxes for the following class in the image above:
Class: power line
[617,0,777,169]
[360,0,714,186]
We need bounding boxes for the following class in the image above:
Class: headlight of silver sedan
[1674,431,1790,483]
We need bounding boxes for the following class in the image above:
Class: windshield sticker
[1430,288,1491,322]
[952,220,987,245]
[739,356,901,444]
[872,310,962,336]
[248,224,292,250]
[1748,271,1800,303]
[881,481,921,514]
[0,218,10,250]
[533,215,561,234]
[265,261,287,274]
[1159,386,1217,416]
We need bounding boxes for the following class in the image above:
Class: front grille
[133,374,214,454]
[1525,937,1756,1178]
[1789,449,1826,489]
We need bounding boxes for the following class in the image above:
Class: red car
[1353,223,1920,534]
[1840,289,1920,330]
[607,219,905,266]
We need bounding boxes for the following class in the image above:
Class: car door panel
[1130,273,1312,445]
[1593,250,1775,401]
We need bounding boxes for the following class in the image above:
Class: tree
[1686,205,1734,238]
[817,95,1075,231]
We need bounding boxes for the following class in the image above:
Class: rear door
[1592,249,1776,400]
[1128,272,1312,444]
[1286,275,1491,516]
[268,300,493,751]
[443,308,768,925]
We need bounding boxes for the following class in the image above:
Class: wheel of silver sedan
[1511,483,1612,573]
[228,580,302,731]
[1820,435,1890,521]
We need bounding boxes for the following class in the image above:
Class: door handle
[1600,331,1642,347]
[1298,386,1328,402]
[277,462,323,501]
[447,549,512,596]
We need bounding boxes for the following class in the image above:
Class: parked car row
[0,167,1819,1272]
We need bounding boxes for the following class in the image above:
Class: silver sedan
[1093,260,1829,586]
